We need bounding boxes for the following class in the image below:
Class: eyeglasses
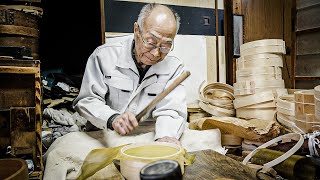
[138,27,174,54]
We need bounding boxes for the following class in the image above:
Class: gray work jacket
[73,35,187,140]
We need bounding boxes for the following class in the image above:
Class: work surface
[184,150,257,180]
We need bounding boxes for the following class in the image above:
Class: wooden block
[295,102,315,115]
[294,90,315,103]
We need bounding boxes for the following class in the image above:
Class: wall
[104,0,225,104]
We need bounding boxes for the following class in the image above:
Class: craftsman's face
[134,6,177,66]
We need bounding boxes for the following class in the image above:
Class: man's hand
[156,136,181,146]
[112,112,139,135]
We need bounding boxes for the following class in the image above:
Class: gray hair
[137,3,181,34]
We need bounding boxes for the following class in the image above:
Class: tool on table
[136,71,191,122]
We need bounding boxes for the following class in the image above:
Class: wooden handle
[136,71,191,122]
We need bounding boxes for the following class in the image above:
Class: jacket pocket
[144,82,166,96]
[104,75,133,111]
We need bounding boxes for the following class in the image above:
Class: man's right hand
[112,112,139,135]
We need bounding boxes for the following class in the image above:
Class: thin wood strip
[234,91,276,109]
[234,80,285,89]
[0,5,43,17]
[276,94,295,116]
[198,81,235,108]
[221,134,243,146]
[236,57,283,70]
[240,39,285,52]
[240,45,286,56]
[199,101,235,117]
[242,100,276,109]
[0,66,39,74]
[234,89,287,109]
[314,85,320,99]
[236,67,282,76]
[295,116,320,133]
[236,108,276,121]
[276,112,304,133]
[238,53,282,61]
[0,25,39,37]
[234,87,286,96]
[316,98,320,111]
[236,67,282,81]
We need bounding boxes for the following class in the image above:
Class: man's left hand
[156,136,181,146]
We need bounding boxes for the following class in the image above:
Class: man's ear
[133,22,139,34]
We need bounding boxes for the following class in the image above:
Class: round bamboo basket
[120,142,184,180]
[0,158,28,180]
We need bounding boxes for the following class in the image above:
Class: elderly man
[73,3,187,144]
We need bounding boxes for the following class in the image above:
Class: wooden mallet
[136,71,191,122]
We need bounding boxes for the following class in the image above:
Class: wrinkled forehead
[142,6,177,40]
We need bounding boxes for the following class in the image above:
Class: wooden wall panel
[242,0,284,43]
[241,0,293,88]
[297,5,320,30]
[296,54,320,76]
[297,31,320,55]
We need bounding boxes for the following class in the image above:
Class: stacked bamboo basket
[234,39,288,121]
[294,89,320,133]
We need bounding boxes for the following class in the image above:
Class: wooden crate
[0,59,42,179]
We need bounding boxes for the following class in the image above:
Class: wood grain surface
[184,150,258,180]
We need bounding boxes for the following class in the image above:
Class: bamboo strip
[236,67,282,81]
[199,101,235,117]
[238,53,282,62]
[234,80,285,96]
[240,39,285,52]
[276,112,304,133]
[242,100,276,109]
[276,94,295,116]
[236,57,283,70]
[315,85,320,99]
[234,91,276,109]
[236,108,276,121]
[240,45,286,56]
